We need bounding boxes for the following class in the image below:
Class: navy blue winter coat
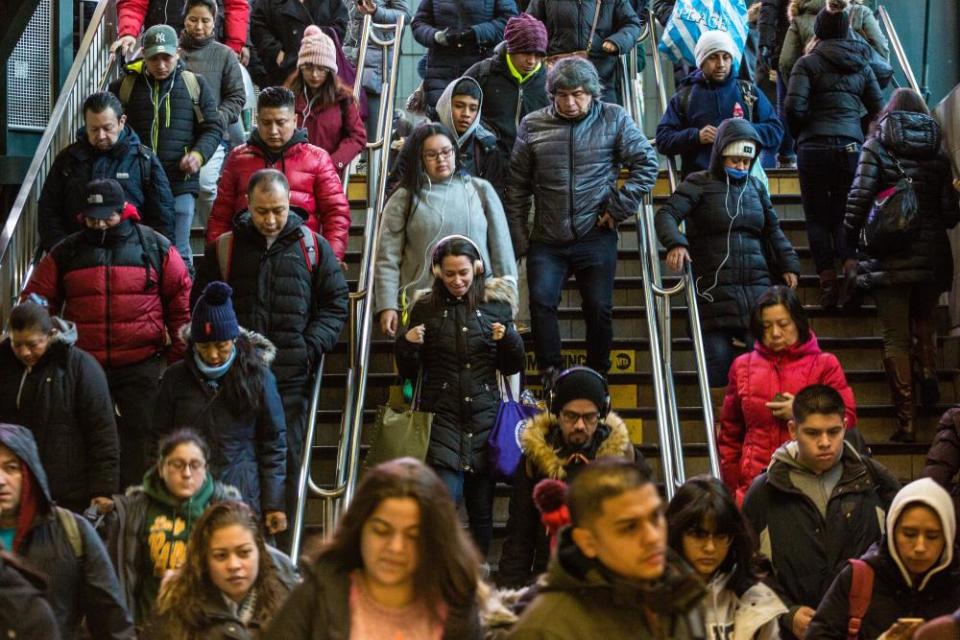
[153,330,287,515]
[411,0,518,107]
[656,70,783,177]
[38,126,175,251]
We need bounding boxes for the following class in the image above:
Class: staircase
[254,166,958,563]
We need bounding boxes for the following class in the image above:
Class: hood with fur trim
[412,276,519,319]
[178,326,277,367]
[521,411,633,480]
[886,478,955,591]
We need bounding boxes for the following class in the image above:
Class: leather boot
[912,323,940,408]
[819,270,839,308]
[838,263,862,309]
[884,354,915,442]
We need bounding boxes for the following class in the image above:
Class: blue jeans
[434,467,495,556]
[797,140,861,272]
[703,328,752,387]
[173,193,195,270]
[527,226,618,373]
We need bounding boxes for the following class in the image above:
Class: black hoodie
[0,424,134,640]
[784,38,885,144]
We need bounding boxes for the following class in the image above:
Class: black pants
[107,354,165,491]
[276,382,309,552]
[797,140,861,273]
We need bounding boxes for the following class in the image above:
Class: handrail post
[876,6,921,95]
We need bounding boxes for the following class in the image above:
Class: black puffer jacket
[411,0,518,108]
[0,551,61,640]
[526,0,641,103]
[0,319,119,514]
[757,0,789,64]
[192,213,349,394]
[806,542,960,639]
[784,38,884,144]
[153,329,287,515]
[504,99,658,254]
[395,279,525,473]
[464,44,550,154]
[655,118,800,334]
[109,60,223,196]
[37,126,175,250]
[845,112,960,291]
[250,0,349,86]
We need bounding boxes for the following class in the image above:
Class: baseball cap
[143,24,178,58]
[83,179,125,219]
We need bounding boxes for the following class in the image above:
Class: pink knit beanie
[298,25,338,73]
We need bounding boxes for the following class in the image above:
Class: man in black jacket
[464,13,549,158]
[498,367,651,587]
[504,58,658,383]
[38,91,175,251]
[193,169,349,542]
[0,423,134,640]
[110,24,224,272]
[742,384,899,640]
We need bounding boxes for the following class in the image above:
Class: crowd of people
[3,0,960,636]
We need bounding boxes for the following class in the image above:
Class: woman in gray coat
[374,122,517,338]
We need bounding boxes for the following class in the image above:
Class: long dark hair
[398,122,460,197]
[429,236,485,312]
[314,458,480,622]
[666,476,759,595]
[192,335,267,415]
[749,285,811,346]
[869,88,931,137]
[155,501,288,634]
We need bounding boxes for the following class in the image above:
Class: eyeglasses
[301,63,329,76]
[165,459,206,473]
[560,410,600,427]
[423,147,455,162]
[684,529,733,546]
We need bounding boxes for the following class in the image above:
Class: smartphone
[772,393,787,402]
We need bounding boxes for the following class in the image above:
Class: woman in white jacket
[667,476,787,640]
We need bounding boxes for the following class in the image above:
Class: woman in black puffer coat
[656,118,800,389]
[785,2,883,308]
[844,89,960,442]
[395,236,525,556]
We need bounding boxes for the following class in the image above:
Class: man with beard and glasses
[498,366,651,587]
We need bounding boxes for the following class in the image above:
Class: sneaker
[777,157,797,170]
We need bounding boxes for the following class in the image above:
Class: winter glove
[434,28,451,46]
[447,27,477,46]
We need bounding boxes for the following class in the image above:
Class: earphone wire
[696,172,747,303]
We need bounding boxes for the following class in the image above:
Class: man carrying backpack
[110,23,224,272]
[192,169,348,546]
[656,29,783,178]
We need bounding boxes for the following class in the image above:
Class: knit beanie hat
[191,281,240,342]
[298,25,338,73]
[694,30,738,68]
[814,5,850,40]
[721,139,757,158]
[503,14,548,54]
[550,367,608,415]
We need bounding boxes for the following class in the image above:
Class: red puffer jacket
[117,0,250,53]
[206,129,351,259]
[22,204,192,368]
[294,84,367,173]
[718,332,858,504]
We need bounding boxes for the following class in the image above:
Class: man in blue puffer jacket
[657,29,783,178]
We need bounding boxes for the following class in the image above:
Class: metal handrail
[289,15,405,562]
[876,5,921,95]
[639,11,720,498]
[0,0,119,325]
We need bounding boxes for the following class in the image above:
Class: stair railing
[617,22,649,127]
[638,12,720,498]
[0,0,119,325]
[876,5,921,95]
[289,14,404,562]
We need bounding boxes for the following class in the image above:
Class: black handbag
[861,156,920,258]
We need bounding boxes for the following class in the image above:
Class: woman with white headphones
[394,235,525,558]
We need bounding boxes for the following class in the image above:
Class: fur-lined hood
[521,411,633,480]
[788,0,862,20]
[178,326,277,367]
[411,277,519,318]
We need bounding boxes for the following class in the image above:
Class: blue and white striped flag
[658,0,749,68]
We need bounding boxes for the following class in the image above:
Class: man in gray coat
[504,57,658,385]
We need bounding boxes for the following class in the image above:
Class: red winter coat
[117,0,250,53]
[294,84,367,173]
[22,205,192,368]
[718,332,857,504]
[206,130,351,259]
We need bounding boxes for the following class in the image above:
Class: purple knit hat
[503,14,548,54]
